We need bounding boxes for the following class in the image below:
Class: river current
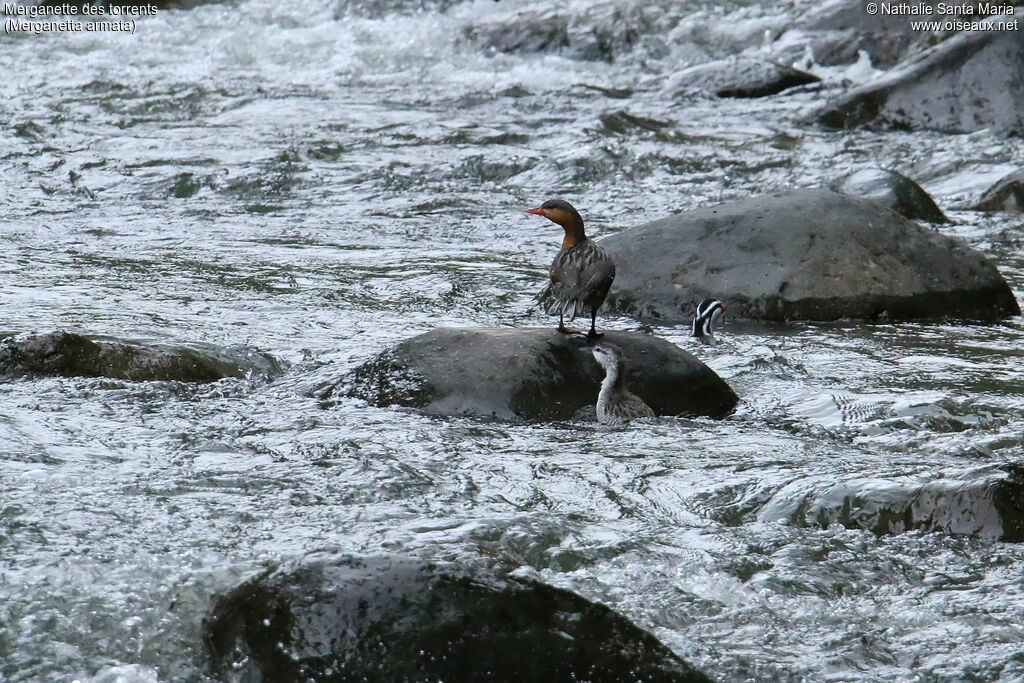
[2,0,1023,680]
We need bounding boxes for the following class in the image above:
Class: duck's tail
[546,294,587,321]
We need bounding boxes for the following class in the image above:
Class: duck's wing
[547,241,616,320]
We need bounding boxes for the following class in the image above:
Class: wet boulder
[749,464,1024,541]
[0,331,282,382]
[326,327,738,421]
[204,551,713,682]
[790,0,943,67]
[601,189,1019,323]
[459,6,650,62]
[831,168,948,223]
[817,23,1024,135]
[667,58,820,98]
[971,169,1024,212]
[461,9,570,56]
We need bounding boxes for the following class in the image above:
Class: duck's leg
[586,309,603,340]
[557,312,584,336]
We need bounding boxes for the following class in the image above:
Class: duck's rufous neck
[561,224,585,250]
[543,207,585,249]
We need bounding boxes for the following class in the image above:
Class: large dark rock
[667,58,820,98]
[817,22,1024,135]
[326,327,738,421]
[744,464,1024,541]
[204,552,713,682]
[0,331,282,382]
[971,169,1024,212]
[601,189,1019,324]
[832,168,949,223]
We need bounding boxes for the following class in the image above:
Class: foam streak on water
[1,0,1023,680]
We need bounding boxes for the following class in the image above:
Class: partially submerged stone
[204,551,713,682]
[971,169,1024,212]
[328,327,738,421]
[600,189,1019,324]
[667,57,820,98]
[0,331,282,383]
[832,168,948,223]
[746,464,1024,541]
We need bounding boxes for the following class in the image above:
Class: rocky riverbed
[2,0,1023,680]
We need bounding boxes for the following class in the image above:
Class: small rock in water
[667,57,820,98]
[204,551,714,682]
[0,331,283,383]
[971,169,1024,212]
[832,168,949,223]
[749,463,1024,541]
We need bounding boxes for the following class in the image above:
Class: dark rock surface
[460,7,647,62]
[668,58,820,98]
[327,327,738,421]
[794,0,943,67]
[204,551,713,682]
[0,331,282,382]
[817,22,1024,135]
[832,168,949,223]
[971,169,1024,212]
[601,189,1019,324]
[743,464,1024,541]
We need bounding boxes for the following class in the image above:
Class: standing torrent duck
[588,343,654,426]
[526,199,615,340]
[692,298,727,345]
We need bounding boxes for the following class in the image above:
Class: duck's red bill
[525,207,545,215]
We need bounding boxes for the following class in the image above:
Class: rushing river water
[2,0,1024,680]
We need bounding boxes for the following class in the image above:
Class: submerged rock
[748,464,1024,541]
[327,327,738,421]
[971,169,1024,212]
[601,189,1019,324]
[832,168,948,223]
[667,58,820,98]
[0,331,282,383]
[204,551,713,682]
[817,23,1024,135]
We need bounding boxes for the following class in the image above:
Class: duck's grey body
[589,343,654,426]
[547,236,615,325]
[526,199,615,338]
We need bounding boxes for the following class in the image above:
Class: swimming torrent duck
[526,199,615,340]
[587,343,655,426]
[692,298,727,345]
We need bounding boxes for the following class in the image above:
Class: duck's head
[692,298,727,344]
[588,342,623,373]
[525,199,585,239]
